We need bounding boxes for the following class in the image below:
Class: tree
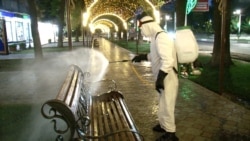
[57,0,66,47]
[176,0,186,27]
[210,0,233,67]
[71,0,85,42]
[241,16,250,34]
[37,0,65,48]
[27,0,43,60]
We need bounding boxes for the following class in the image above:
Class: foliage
[110,39,150,54]
[71,0,84,29]
[230,16,239,33]
[71,0,85,38]
[241,16,250,34]
[20,42,26,50]
[37,0,62,23]
[8,44,16,48]
[189,55,250,102]
[204,20,214,34]
[191,15,250,34]
[37,0,66,47]
[109,39,250,103]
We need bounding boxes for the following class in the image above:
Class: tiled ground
[0,39,249,141]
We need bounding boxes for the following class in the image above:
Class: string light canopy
[82,0,160,29]
[93,19,119,31]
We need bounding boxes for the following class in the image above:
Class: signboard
[0,19,8,55]
[193,0,209,12]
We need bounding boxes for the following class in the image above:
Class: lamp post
[82,12,89,46]
[233,9,241,38]
[165,14,170,32]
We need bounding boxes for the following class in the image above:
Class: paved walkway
[0,39,249,141]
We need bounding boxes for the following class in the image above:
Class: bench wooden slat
[104,98,120,141]
[56,67,76,101]
[110,99,128,139]
[70,72,83,115]
[90,92,141,141]
[118,97,142,141]
[112,94,138,140]
[97,102,105,141]
[111,92,142,140]
[91,98,99,141]
[102,101,114,141]
[65,69,78,105]
[113,96,136,140]
[107,100,121,140]
[41,65,143,141]
[102,101,113,141]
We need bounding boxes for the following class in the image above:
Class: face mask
[140,24,150,37]
[141,28,146,36]
[138,19,154,37]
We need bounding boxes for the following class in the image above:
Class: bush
[8,44,17,52]
[19,42,26,50]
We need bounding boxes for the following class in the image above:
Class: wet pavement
[0,39,250,141]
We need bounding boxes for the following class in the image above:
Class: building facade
[0,0,31,44]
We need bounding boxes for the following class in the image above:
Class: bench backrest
[41,65,91,139]
[41,65,143,141]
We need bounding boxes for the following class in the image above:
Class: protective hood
[139,16,163,37]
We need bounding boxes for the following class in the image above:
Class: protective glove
[132,54,147,62]
[156,70,168,93]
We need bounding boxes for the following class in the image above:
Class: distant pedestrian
[132,12,179,141]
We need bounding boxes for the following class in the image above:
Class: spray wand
[109,60,130,63]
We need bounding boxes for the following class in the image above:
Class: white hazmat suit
[138,15,179,133]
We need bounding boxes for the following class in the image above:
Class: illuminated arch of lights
[83,0,159,27]
[93,19,118,32]
[145,0,160,23]
[94,24,110,34]
[88,0,156,14]
[82,0,98,26]
[94,20,113,28]
[90,13,127,30]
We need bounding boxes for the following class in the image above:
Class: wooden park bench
[41,64,143,141]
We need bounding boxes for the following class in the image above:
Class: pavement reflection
[0,38,249,141]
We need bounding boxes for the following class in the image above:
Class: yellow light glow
[90,13,127,30]
[145,0,160,23]
[95,24,110,33]
[83,12,89,26]
[154,10,160,23]
[82,0,98,27]
[89,0,99,10]
[145,0,155,10]
[93,19,119,32]
[83,0,158,28]
[89,23,94,33]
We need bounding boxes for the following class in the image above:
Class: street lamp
[165,14,170,32]
[233,9,241,38]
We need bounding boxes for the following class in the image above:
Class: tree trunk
[57,0,66,47]
[75,24,80,42]
[27,0,43,60]
[210,0,233,67]
[176,0,186,27]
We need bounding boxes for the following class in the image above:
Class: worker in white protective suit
[132,12,179,141]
